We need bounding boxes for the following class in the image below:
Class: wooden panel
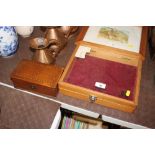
[76,26,89,42]
[134,60,142,105]
[82,42,140,66]
[12,78,58,96]
[59,81,135,105]
[139,26,149,60]
[77,41,141,64]
[59,87,135,113]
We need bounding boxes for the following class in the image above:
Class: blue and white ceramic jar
[0,26,18,57]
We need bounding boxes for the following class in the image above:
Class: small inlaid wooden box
[11,60,64,96]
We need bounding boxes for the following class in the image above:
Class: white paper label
[95,82,106,89]
[75,46,91,58]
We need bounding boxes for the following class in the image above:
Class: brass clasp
[89,95,97,103]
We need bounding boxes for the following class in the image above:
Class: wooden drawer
[53,108,127,129]
[11,78,58,96]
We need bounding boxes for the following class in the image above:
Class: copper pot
[29,37,55,64]
[45,27,67,50]
[58,26,79,38]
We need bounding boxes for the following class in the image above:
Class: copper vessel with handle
[58,26,79,38]
[45,27,67,51]
[29,37,56,64]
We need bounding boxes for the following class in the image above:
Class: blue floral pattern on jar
[0,26,18,57]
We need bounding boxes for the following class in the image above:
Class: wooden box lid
[76,26,148,60]
[11,59,64,89]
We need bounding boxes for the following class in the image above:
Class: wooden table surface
[0,27,155,128]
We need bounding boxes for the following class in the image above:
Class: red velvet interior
[65,55,137,101]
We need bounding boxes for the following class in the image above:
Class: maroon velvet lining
[65,55,137,101]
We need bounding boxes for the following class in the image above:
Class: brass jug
[29,37,55,64]
[58,26,79,38]
[45,27,67,51]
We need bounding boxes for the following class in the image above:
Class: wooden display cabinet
[59,26,148,113]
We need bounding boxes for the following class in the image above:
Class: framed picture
[83,26,142,53]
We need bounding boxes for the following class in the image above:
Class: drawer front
[59,84,136,113]
[11,78,58,96]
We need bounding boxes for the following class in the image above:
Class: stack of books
[60,114,106,129]
[61,116,88,129]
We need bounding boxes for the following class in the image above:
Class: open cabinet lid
[76,26,149,60]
